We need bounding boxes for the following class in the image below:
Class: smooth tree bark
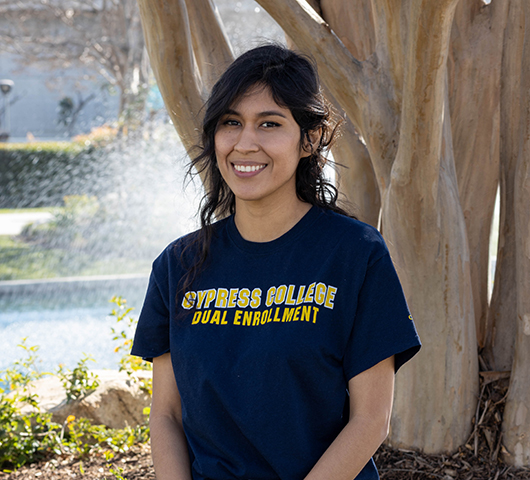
[380,1,478,453]
[448,0,508,348]
[485,0,524,373]
[502,0,530,466]
[332,119,380,227]
[184,0,234,93]
[317,0,379,227]
[315,0,380,227]
[320,0,375,61]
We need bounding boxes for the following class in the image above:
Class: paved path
[0,211,54,235]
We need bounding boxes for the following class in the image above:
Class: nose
[234,125,259,154]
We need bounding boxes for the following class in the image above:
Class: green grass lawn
[0,235,150,281]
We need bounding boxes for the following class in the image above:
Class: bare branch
[184,0,234,92]
[369,0,406,100]
[391,0,460,192]
[320,0,375,61]
[137,0,205,153]
[255,0,367,129]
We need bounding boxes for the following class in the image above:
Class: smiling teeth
[234,164,266,172]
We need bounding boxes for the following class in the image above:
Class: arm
[304,356,395,480]
[150,353,192,480]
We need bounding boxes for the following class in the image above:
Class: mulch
[2,375,529,480]
[0,444,155,480]
[1,442,529,480]
[373,372,530,480]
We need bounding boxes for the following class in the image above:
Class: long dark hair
[179,44,353,301]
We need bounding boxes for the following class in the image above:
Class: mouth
[232,163,267,174]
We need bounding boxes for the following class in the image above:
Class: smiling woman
[131,44,421,480]
[214,86,306,220]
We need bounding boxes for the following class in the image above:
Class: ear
[301,128,322,155]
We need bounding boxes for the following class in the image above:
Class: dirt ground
[0,443,154,480]
[1,377,529,480]
[1,441,530,480]
[1,441,529,480]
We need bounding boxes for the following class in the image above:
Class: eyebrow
[224,108,288,119]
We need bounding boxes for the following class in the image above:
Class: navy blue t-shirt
[132,206,421,480]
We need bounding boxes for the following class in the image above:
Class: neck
[234,198,312,242]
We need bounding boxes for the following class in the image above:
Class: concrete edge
[0,273,149,296]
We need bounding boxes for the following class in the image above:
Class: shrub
[110,296,152,395]
[0,297,151,471]
[72,125,118,148]
[57,355,100,403]
[0,141,110,209]
[0,340,61,469]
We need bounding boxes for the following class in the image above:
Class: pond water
[0,307,122,373]
[0,278,148,374]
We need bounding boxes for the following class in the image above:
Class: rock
[18,369,152,429]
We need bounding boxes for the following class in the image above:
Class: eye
[223,119,240,126]
[261,121,281,128]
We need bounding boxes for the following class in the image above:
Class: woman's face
[214,85,304,209]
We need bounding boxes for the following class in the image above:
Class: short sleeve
[131,269,171,362]
[343,253,421,380]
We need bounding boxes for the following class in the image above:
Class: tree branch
[320,0,375,61]
[137,0,205,153]
[370,0,406,100]
[391,0,460,193]
[184,0,234,92]
[255,0,368,130]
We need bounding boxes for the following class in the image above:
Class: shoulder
[315,208,388,264]
[318,209,383,242]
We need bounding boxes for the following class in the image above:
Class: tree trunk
[120,1,150,128]
[317,0,380,226]
[258,0,479,453]
[382,0,478,452]
[502,0,530,466]
[484,0,524,372]
[448,0,508,348]
[257,0,394,230]
[284,3,380,226]
[332,118,380,226]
